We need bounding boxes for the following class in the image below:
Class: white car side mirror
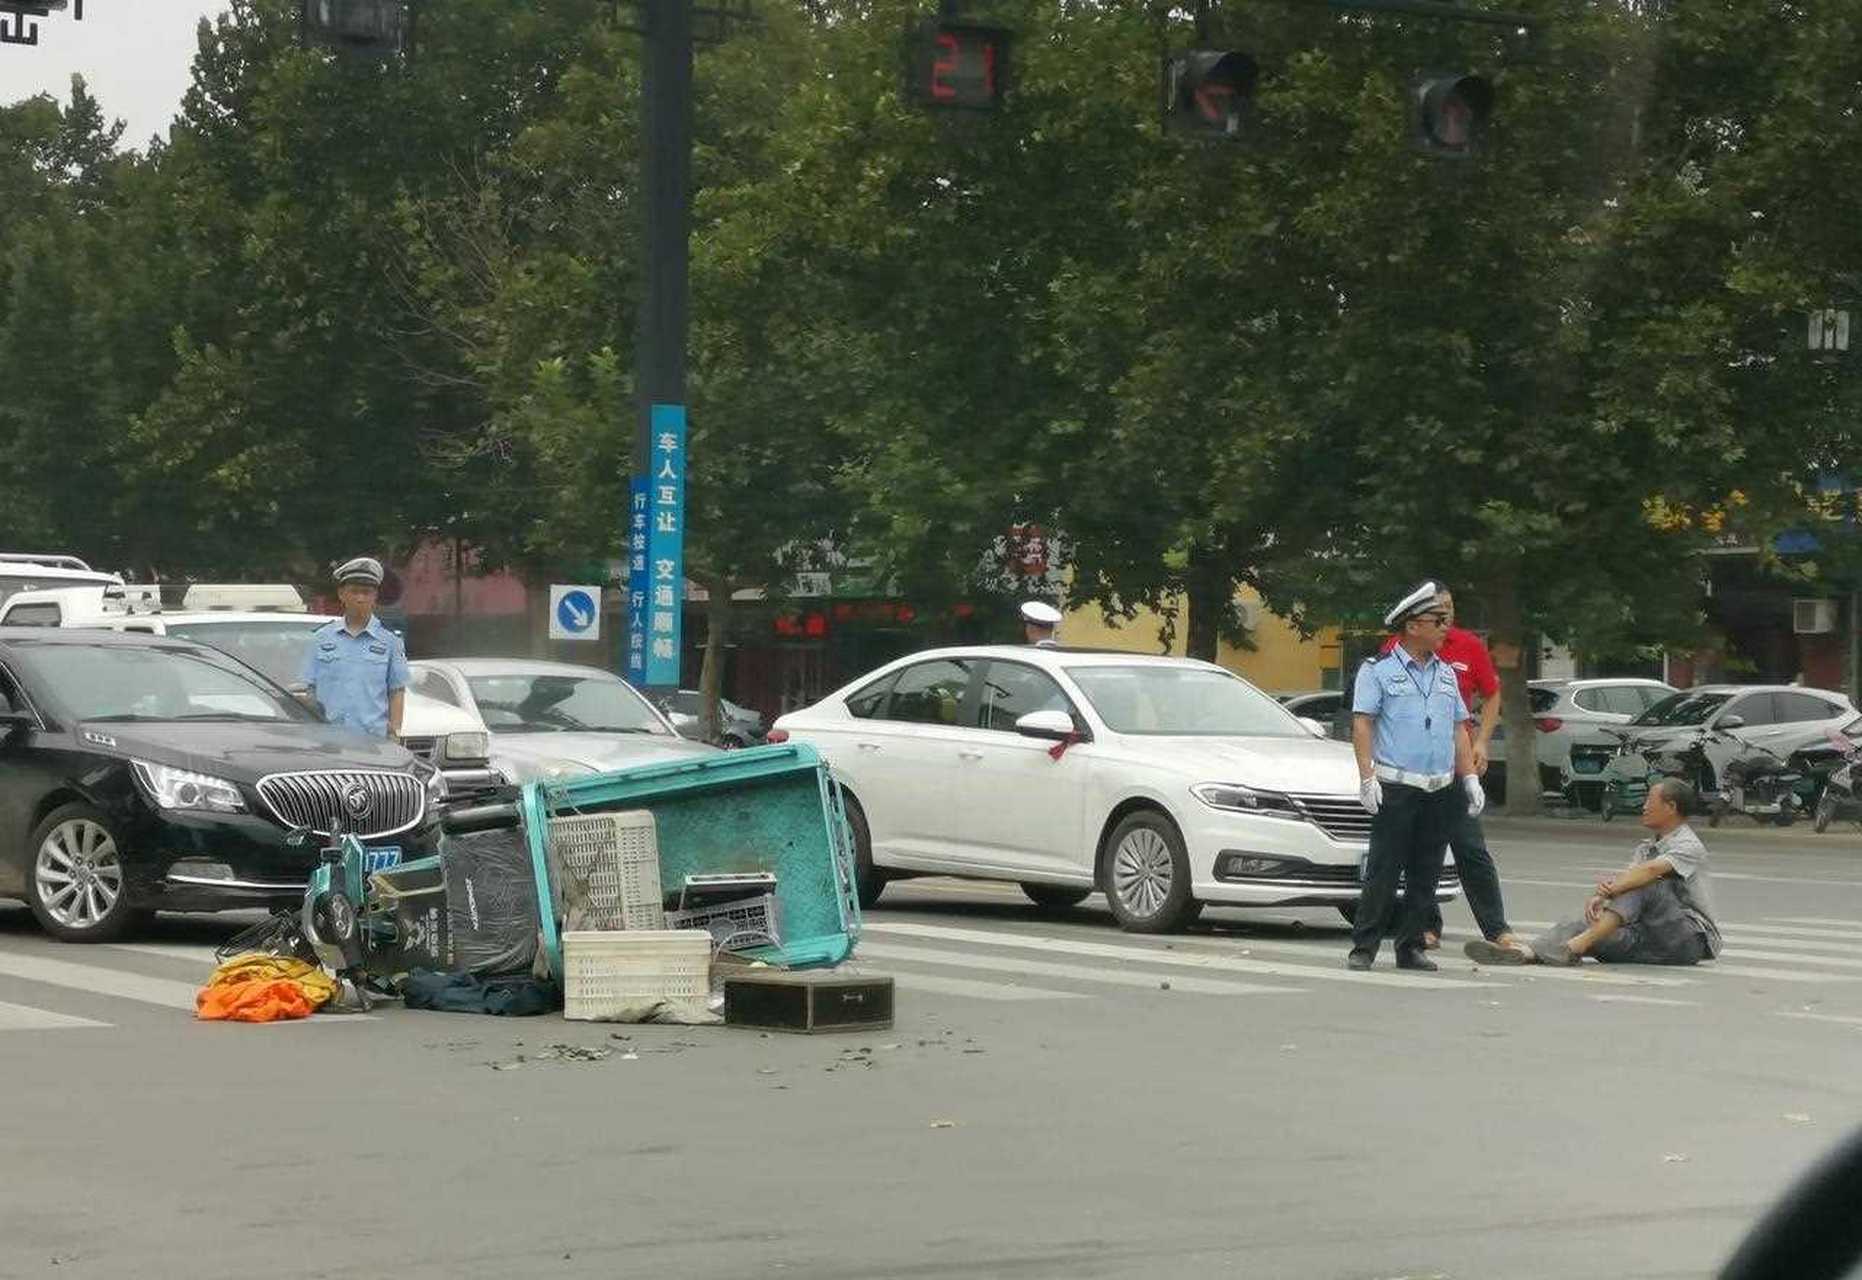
[1299,717,1328,739]
[1015,710,1077,741]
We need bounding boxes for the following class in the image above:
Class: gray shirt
[1637,823,1721,955]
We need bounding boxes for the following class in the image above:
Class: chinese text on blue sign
[644,405,686,687]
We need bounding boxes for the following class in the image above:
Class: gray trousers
[1532,878,1710,965]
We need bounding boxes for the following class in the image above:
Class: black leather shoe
[1346,949,1375,971]
[1395,949,1438,972]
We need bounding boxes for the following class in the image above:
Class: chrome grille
[256,770,426,840]
[1285,793,1373,843]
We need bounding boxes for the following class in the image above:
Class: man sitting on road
[1465,777,1722,967]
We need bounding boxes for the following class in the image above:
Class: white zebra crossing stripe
[1719,947,1862,972]
[883,971,1085,1002]
[1775,1010,1862,1028]
[0,999,109,1030]
[862,921,1503,989]
[107,943,225,966]
[0,952,201,1012]
[1588,994,1699,1007]
[1702,965,1847,983]
[1767,917,1862,929]
[858,941,1302,996]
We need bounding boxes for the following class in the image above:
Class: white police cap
[1020,600,1062,627]
[1382,580,1442,629]
[333,556,384,587]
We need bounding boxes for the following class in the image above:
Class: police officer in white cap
[1020,600,1063,648]
[299,556,410,740]
[1346,580,1483,971]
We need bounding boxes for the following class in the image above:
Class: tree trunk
[1484,573,1543,817]
[697,580,731,742]
[1183,543,1227,663]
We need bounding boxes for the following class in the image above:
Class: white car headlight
[1190,782,1302,820]
[132,760,247,814]
[441,731,490,764]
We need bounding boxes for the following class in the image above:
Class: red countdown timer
[908,22,1011,110]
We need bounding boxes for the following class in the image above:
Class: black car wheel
[841,794,885,910]
[27,803,148,943]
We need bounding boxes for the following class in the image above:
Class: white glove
[1359,777,1382,815]
[1463,773,1486,817]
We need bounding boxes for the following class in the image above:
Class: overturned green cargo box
[518,743,863,979]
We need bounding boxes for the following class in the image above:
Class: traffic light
[1413,72,1493,158]
[907,21,1012,111]
[1162,50,1258,140]
[300,0,405,57]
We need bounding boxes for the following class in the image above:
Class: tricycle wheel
[1815,793,1836,834]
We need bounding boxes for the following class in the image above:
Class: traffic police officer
[299,557,410,739]
[1021,601,1062,647]
[1348,581,1484,972]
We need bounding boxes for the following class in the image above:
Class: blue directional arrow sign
[549,585,601,641]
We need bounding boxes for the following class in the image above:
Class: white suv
[772,647,1461,933]
[1529,677,1677,797]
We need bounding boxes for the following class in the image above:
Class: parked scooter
[1596,728,1715,822]
[1804,727,1862,833]
[1708,731,1809,828]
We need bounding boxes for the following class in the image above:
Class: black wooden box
[723,970,895,1034]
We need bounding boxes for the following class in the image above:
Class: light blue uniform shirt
[1351,645,1470,777]
[299,615,410,738]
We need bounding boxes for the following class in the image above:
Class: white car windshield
[18,642,306,723]
[466,673,669,735]
[1069,665,1305,737]
[165,620,321,686]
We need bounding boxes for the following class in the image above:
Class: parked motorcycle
[1596,728,1715,822]
[1804,726,1862,834]
[1709,732,1809,828]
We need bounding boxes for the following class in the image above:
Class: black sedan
[0,628,441,941]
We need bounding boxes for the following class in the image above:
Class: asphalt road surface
[3,816,1860,1280]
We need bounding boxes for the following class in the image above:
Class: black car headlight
[1191,782,1303,819]
[132,760,247,814]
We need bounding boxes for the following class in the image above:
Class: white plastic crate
[562,930,710,1021]
[546,810,664,931]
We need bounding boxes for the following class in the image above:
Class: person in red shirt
[1378,585,1523,952]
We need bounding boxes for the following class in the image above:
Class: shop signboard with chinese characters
[626,477,650,684]
[644,405,686,688]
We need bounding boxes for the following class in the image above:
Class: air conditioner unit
[1793,598,1838,635]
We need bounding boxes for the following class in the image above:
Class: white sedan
[771,646,1461,933]
[407,658,717,784]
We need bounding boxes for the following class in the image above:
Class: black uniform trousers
[1352,780,1464,958]
[1424,808,1512,941]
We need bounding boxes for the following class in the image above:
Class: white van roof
[0,583,158,627]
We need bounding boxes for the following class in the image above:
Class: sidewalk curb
[1485,812,1862,851]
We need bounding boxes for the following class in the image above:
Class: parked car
[659,689,769,749]
[1568,685,1857,803]
[0,628,443,941]
[772,646,1461,933]
[1529,677,1677,801]
[1275,690,1349,740]
[407,658,718,784]
[96,611,496,797]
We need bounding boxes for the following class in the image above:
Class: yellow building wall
[1059,587,1341,694]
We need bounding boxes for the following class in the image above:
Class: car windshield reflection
[466,674,669,735]
[17,642,305,723]
[1068,666,1306,737]
[1634,691,1732,727]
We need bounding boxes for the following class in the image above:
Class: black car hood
[81,720,416,784]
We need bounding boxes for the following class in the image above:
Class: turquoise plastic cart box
[517,743,863,978]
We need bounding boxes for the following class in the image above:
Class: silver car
[1529,678,1677,797]
[407,658,718,784]
[1567,684,1856,804]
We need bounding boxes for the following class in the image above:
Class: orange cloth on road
[196,953,338,1022]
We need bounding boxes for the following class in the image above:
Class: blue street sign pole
[625,476,650,686]
[644,404,687,689]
